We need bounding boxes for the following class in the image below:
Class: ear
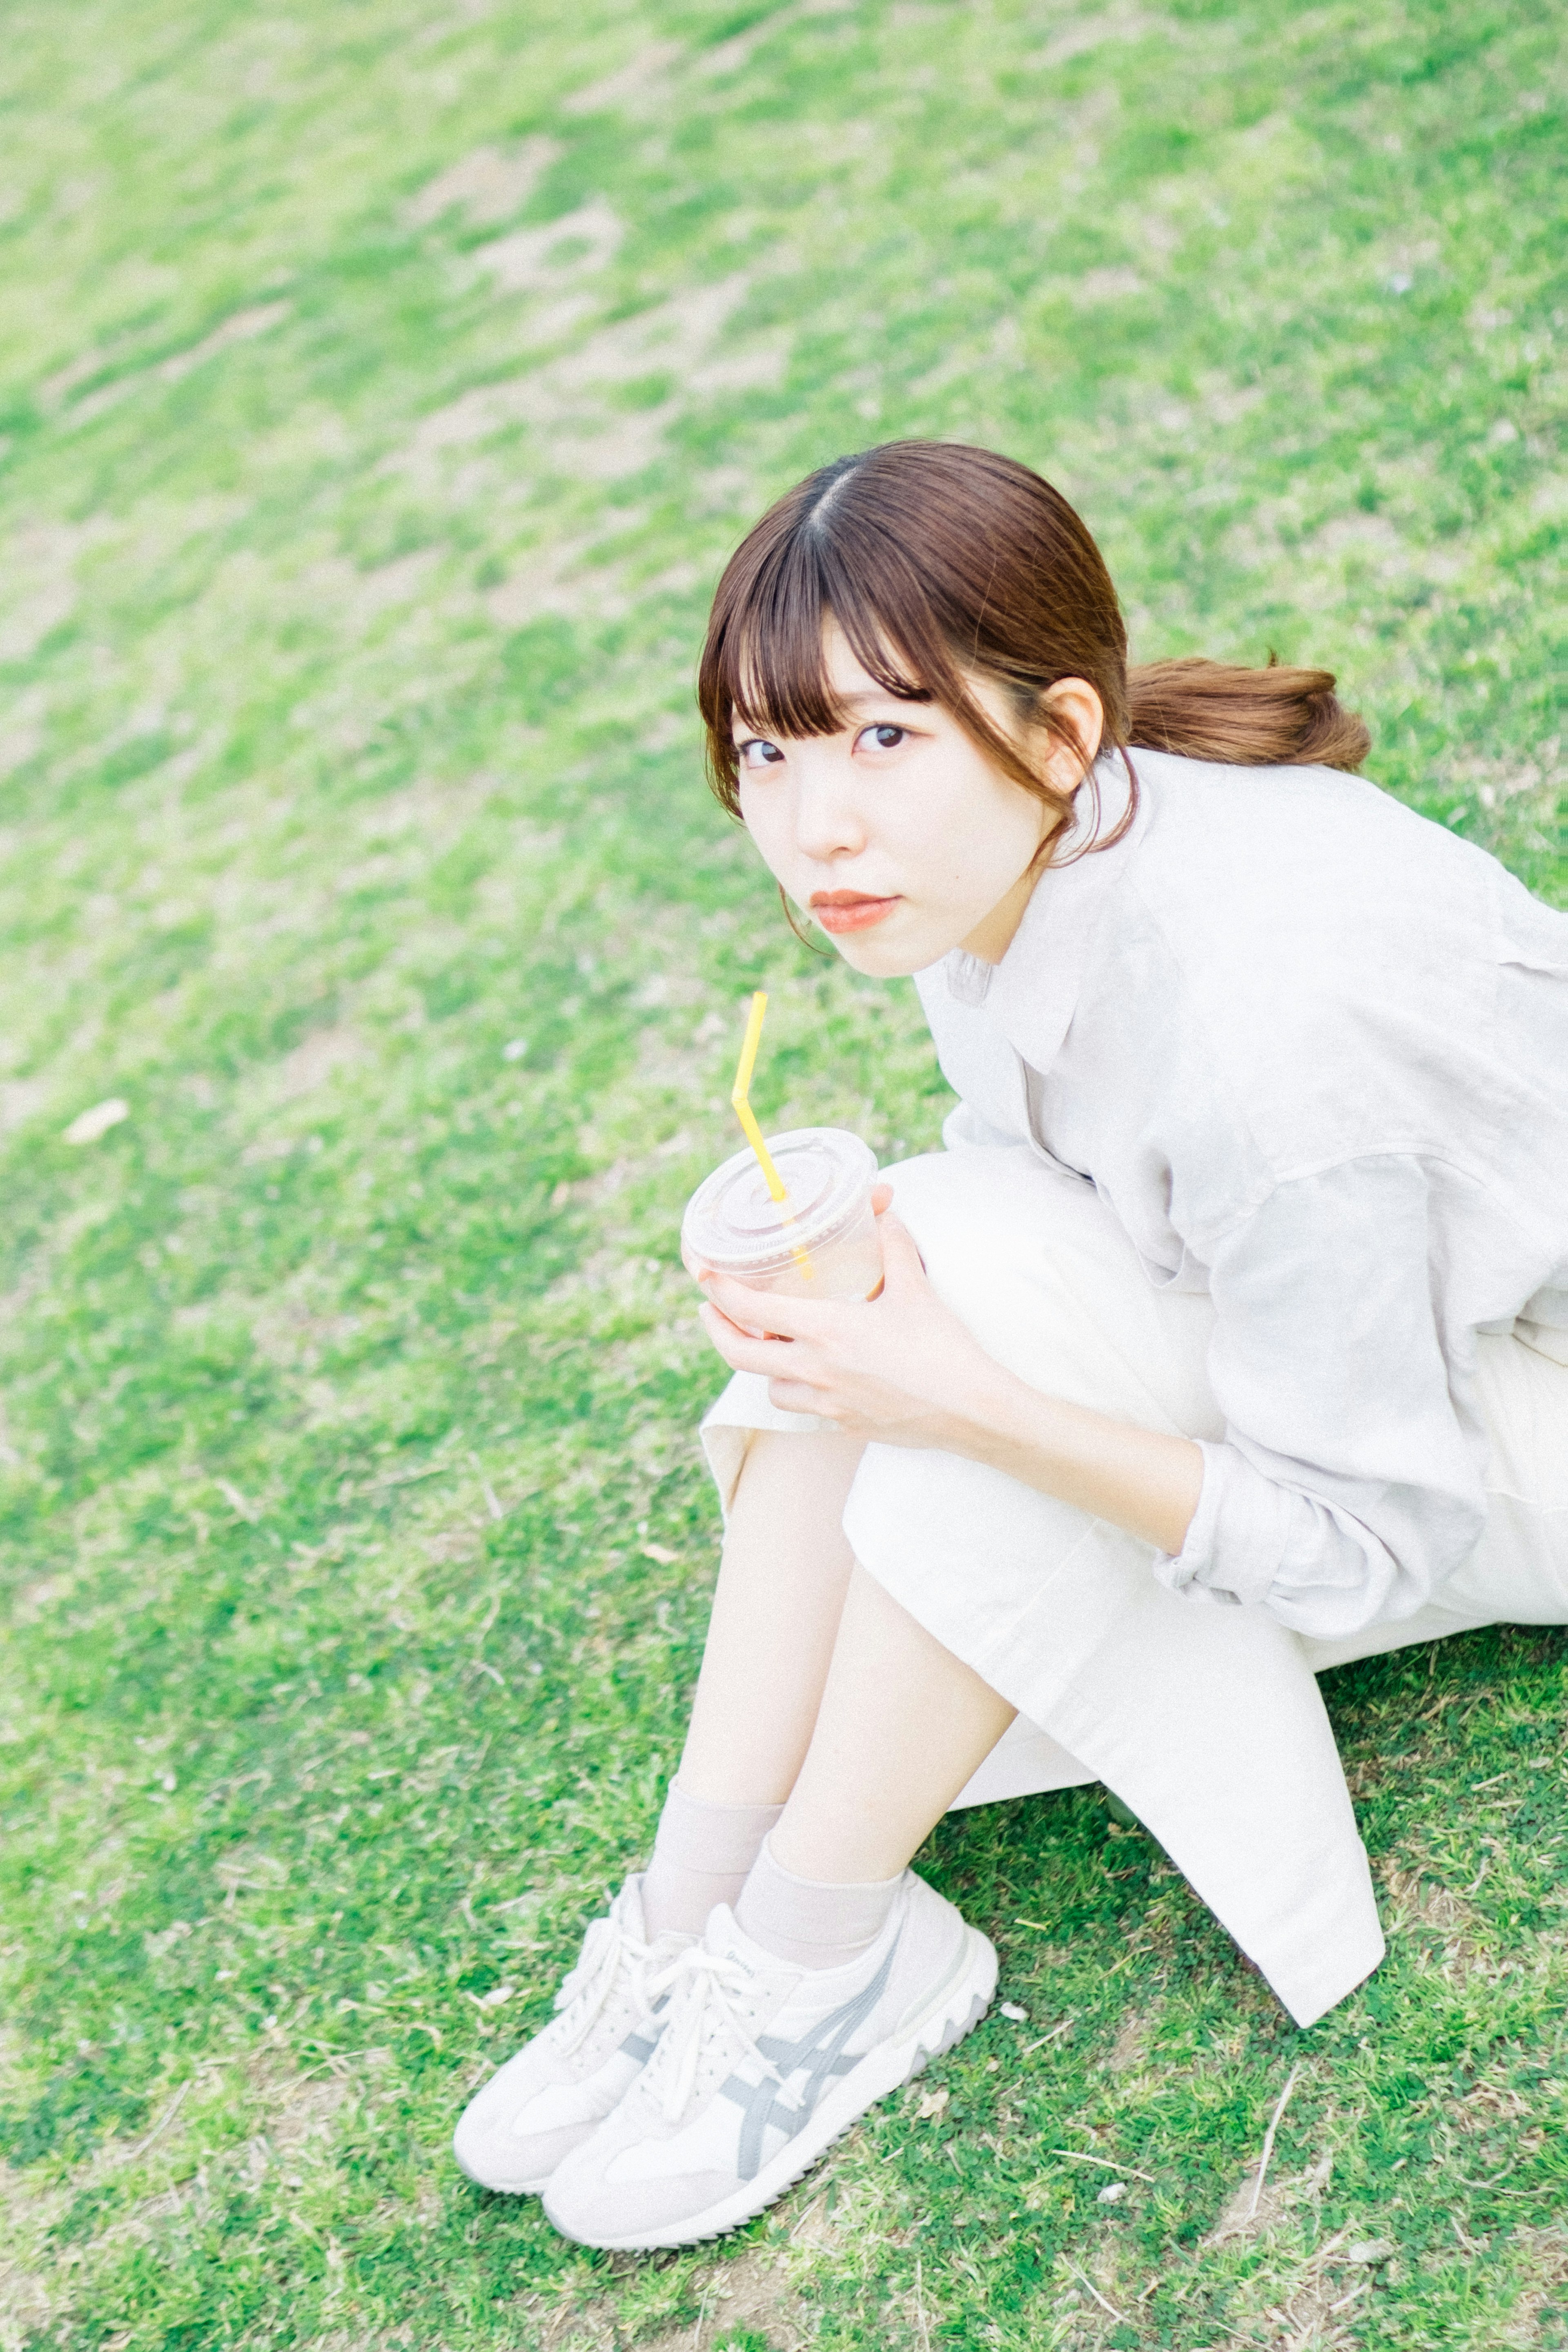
[1037,677,1105,787]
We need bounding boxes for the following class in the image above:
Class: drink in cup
[681,1127,883,1302]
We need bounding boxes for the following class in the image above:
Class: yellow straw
[729,992,815,1281]
[731,991,788,1203]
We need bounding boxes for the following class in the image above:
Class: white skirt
[701,1144,1568,2027]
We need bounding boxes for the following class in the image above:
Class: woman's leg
[658,1439,1016,1959]
[770,1562,1016,1882]
[831,1149,1385,2026]
[458,1290,1016,2201]
[543,1559,1012,2247]
[452,1428,891,2193]
[675,1427,868,1805]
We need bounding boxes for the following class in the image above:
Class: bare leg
[771,1562,1016,1883]
[675,1429,867,1806]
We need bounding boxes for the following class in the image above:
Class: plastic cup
[681,1127,883,1302]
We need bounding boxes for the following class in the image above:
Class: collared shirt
[914,746,1568,1638]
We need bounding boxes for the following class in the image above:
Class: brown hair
[697,441,1370,854]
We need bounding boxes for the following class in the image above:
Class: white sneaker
[542,1870,996,2249]
[452,1875,695,2194]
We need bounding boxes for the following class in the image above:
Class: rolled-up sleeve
[1151,1157,1489,1637]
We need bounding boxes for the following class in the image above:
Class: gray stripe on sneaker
[618,1987,677,2065]
[718,1938,900,2182]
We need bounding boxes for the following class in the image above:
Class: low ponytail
[1127,656,1370,773]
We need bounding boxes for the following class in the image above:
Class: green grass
[0,0,1564,2345]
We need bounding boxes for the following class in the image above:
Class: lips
[809,891,901,935]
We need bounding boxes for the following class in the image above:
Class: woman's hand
[696,1185,1206,1553]
[696,1195,1009,1451]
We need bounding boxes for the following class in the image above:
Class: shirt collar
[937,749,1145,1072]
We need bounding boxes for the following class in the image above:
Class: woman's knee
[880,1148,1218,1435]
[882,1147,1131,1313]
[731,1426,867,1528]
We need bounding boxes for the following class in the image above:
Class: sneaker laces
[551,1909,665,2059]
[641,1945,786,2125]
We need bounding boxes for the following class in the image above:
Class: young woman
[454,441,1568,2252]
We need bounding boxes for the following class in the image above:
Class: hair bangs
[702,509,952,815]
[726,546,931,740]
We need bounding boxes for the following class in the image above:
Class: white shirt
[915,746,1568,1638]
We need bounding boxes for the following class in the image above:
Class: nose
[791,745,867,864]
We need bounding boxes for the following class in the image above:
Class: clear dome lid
[681,1127,879,1279]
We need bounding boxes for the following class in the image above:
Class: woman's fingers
[699,1303,822,1381]
[702,1214,926,1331]
[700,1272,834,1339]
[766,1378,837,1417]
[874,1208,929,1281]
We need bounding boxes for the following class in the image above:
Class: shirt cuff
[1152,1441,1291,1610]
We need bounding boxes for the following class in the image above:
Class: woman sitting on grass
[454,441,1568,2252]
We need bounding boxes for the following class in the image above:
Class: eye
[736,736,786,770]
[856,723,908,753]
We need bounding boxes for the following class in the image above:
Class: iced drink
[681,1127,883,1302]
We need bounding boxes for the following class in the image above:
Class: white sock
[735,1834,902,1970]
[640,1783,784,1940]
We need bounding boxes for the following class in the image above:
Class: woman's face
[733,625,1101,977]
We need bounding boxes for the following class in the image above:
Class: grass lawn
[0,0,1564,2345]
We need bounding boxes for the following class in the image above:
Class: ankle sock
[640,1784,784,1940]
[735,1835,903,1971]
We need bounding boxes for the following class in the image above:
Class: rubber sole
[452,2150,553,2196]
[548,1925,998,2252]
